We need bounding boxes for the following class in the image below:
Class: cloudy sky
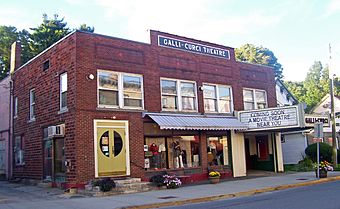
[1,0,340,81]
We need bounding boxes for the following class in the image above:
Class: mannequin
[149,143,159,168]
[173,141,184,168]
[158,143,166,168]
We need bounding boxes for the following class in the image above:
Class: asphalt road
[162,181,340,209]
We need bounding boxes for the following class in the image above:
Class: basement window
[43,60,50,70]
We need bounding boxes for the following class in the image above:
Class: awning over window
[144,113,248,131]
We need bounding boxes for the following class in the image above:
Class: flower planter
[209,176,220,184]
[315,169,327,178]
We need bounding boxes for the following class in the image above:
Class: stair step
[114,178,141,186]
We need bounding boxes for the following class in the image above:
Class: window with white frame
[14,136,24,165]
[60,73,67,110]
[203,84,232,113]
[98,70,143,108]
[243,88,267,110]
[161,79,197,111]
[14,96,18,117]
[29,89,35,120]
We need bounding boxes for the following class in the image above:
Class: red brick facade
[12,30,276,187]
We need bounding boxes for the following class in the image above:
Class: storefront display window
[144,136,200,170]
[207,136,229,166]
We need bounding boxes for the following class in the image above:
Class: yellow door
[97,127,126,177]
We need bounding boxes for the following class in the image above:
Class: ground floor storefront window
[144,136,200,170]
[207,136,229,166]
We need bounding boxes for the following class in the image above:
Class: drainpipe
[8,79,13,180]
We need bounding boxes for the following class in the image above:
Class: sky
[1,0,340,81]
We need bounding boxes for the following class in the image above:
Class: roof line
[14,30,77,73]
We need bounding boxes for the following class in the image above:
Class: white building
[276,79,309,165]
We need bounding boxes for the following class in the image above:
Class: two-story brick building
[10,30,286,188]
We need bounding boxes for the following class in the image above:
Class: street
[162,181,340,209]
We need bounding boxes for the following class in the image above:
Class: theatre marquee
[237,105,305,131]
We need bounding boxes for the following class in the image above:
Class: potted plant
[314,161,333,178]
[208,171,221,184]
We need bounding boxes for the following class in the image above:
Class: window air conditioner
[48,124,65,137]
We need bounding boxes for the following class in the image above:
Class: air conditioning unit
[48,124,65,137]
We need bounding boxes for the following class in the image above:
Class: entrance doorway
[94,120,130,177]
[43,137,65,182]
[244,133,274,172]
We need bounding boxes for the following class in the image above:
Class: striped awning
[145,113,248,131]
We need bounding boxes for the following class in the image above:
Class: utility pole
[329,43,337,167]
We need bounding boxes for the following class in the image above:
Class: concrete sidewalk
[1,171,340,209]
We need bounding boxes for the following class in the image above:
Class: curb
[120,176,340,209]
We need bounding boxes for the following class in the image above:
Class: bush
[296,155,313,171]
[150,174,166,187]
[93,178,116,192]
[305,142,332,163]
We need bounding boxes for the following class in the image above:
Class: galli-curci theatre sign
[158,35,230,59]
[237,105,305,131]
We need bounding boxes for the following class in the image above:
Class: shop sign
[238,105,304,131]
[158,35,230,59]
[304,114,330,127]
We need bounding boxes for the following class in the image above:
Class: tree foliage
[235,43,283,79]
[285,61,339,112]
[29,14,70,56]
[0,26,31,79]
[0,14,95,80]
[78,24,95,33]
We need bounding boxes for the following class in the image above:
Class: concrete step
[114,178,142,186]
[83,178,154,196]
[114,181,152,194]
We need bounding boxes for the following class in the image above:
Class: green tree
[0,26,31,80]
[285,61,336,112]
[235,43,283,79]
[0,26,18,79]
[78,24,95,33]
[303,61,328,112]
[0,14,95,80]
[29,14,70,56]
[284,81,305,103]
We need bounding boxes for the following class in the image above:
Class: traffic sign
[314,122,323,138]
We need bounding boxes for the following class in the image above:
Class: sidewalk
[1,171,340,209]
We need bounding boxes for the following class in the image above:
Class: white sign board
[238,105,303,131]
[305,115,330,127]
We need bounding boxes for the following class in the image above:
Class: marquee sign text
[238,106,301,131]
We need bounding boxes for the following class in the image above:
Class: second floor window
[203,84,233,113]
[98,70,143,109]
[243,88,267,110]
[161,78,197,111]
[29,89,35,120]
[60,73,67,111]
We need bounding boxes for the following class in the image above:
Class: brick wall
[12,33,77,179]
[12,30,276,185]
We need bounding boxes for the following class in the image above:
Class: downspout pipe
[8,79,13,180]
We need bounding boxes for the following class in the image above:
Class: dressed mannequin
[208,141,217,165]
[149,143,159,168]
[173,141,184,168]
[158,143,166,168]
